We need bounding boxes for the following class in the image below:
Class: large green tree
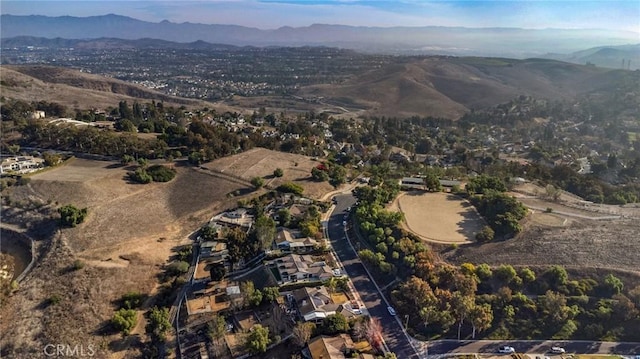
[245,324,271,354]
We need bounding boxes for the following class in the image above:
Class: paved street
[423,340,640,356]
[327,193,419,359]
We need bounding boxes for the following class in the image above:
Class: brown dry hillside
[302,57,620,119]
[0,159,253,358]
[0,65,236,111]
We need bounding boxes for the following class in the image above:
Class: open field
[441,219,640,273]
[391,192,484,244]
[0,158,254,358]
[202,147,334,199]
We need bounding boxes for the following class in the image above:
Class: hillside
[302,57,626,119]
[0,159,251,358]
[543,44,640,70]
[0,65,232,111]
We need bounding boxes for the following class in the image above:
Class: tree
[475,225,495,242]
[423,173,441,192]
[112,308,137,335]
[245,324,271,354]
[603,273,624,295]
[147,306,171,342]
[254,215,276,250]
[292,322,314,347]
[58,204,88,227]
[249,289,263,307]
[494,264,518,285]
[451,291,475,340]
[273,168,284,177]
[208,315,226,341]
[469,303,493,339]
[277,208,292,227]
[209,263,226,281]
[539,290,570,324]
[129,168,152,184]
[251,176,264,189]
[43,152,62,167]
[322,313,349,335]
[262,287,280,303]
[311,167,329,182]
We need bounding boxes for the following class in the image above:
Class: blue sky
[2,0,639,33]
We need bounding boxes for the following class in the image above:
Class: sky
[2,0,639,33]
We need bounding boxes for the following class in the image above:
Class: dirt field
[441,219,640,273]
[0,158,254,358]
[391,192,484,244]
[202,147,334,199]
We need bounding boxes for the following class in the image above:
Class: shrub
[273,168,284,177]
[166,261,189,276]
[147,165,177,182]
[71,259,85,271]
[277,182,304,196]
[49,294,62,305]
[120,291,145,309]
[58,204,88,227]
[251,176,265,189]
[112,308,137,335]
[129,168,152,184]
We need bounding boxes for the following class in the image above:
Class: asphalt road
[424,339,640,356]
[328,193,419,359]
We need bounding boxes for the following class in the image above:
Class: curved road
[328,193,419,359]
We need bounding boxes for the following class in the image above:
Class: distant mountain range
[542,44,640,70]
[1,14,638,58]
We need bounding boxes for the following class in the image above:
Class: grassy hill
[0,65,233,111]
[302,56,625,119]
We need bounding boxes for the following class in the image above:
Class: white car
[498,346,515,354]
[550,347,565,354]
[387,306,396,316]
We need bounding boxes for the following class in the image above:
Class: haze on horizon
[2,0,639,34]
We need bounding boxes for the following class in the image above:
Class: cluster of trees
[354,182,431,279]
[128,162,177,184]
[464,175,527,238]
[390,259,640,340]
[311,162,347,187]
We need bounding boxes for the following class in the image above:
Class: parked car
[387,306,396,316]
[550,347,565,354]
[498,346,515,354]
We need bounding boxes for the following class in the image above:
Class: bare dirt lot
[441,219,640,273]
[437,182,640,274]
[390,192,484,244]
[0,158,254,358]
[202,147,334,199]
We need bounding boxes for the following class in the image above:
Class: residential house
[275,228,322,253]
[294,286,342,323]
[268,254,333,285]
[212,208,254,228]
[0,156,45,175]
[307,334,358,359]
